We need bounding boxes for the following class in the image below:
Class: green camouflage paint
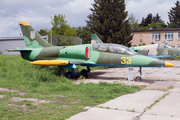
[6,21,174,68]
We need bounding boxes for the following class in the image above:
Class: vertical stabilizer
[19,21,53,48]
[91,34,103,44]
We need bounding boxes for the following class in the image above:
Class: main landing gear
[80,66,91,78]
[135,67,142,81]
[65,66,91,79]
[65,68,76,79]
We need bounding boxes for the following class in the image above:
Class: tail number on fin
[121,57,131,64]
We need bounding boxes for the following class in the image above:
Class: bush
[142,43,146,46]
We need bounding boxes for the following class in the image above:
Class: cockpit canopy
[92,43,138,55]
[158,43,171,48]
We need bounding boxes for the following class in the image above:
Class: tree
[75,26,82,38]
[75,26,92,44]
[146,22,167,29]
[51,14,68,45]
[81,27,92,44]
[140,13,166,29]
[129,13,140,30]
[60,27,78,46]
[168,1,180,28]
[140,17,146,27]
[140,13,153,27]
[86,0,132,46]
[152,13,164,23]
[38,29,49,36]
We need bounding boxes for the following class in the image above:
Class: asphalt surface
[69,60,180,120]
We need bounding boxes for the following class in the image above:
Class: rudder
[19,21,53,48]
[91,34,103,44]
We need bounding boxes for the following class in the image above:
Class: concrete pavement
[100,90,166,113]
[69,60,180,120]
[68,81,180,120]
[68,107,140,120]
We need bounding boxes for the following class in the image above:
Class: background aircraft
[7,21,174,80]
[131,43,180,59]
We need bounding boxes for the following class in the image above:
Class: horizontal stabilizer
[30,60,70,66]
[6,49,31,52]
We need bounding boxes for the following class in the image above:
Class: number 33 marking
[121,57,131,64]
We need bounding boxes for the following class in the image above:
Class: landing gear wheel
[135,67,142,81]
[65,72,75,79]
[81,69,88,78]
[135,76,142,81]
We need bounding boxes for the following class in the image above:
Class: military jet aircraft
[131,43,180,59]
[7,21,174,79]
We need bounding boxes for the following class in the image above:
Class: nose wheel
[135,67,142,81]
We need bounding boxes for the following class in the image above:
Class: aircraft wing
[148,54,172,59]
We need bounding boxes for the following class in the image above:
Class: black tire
[135,76,142,81]
[65,72,75,79]
[80,69,88,77]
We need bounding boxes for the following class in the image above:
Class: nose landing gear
[135,67,142,81]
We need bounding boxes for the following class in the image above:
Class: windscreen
[92,43,108,51]
[110,44,127,54]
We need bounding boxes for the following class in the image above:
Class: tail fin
[91,34,103,43]
[19,21,53,48]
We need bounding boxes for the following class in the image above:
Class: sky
[0,0,178,37]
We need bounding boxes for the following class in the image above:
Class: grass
[0,54,142,119]
[162,56,180,60]
[127,109,135,112]
[168,86,174,89]
[148,93,169,109]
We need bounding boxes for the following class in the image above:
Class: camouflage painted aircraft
[7,21,174,79]
[131,43,180,59]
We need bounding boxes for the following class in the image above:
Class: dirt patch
[4,93,66,112]
[51,94,65,97]
[8,104,28,111]
[70,99,81,104]
[0,95,5,98]
[57,99,65,102]
[0,88,26,95]
[10,97,52,106]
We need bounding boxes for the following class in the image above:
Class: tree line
[38,0,180,47]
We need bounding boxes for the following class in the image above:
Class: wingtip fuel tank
[30,60,70,66]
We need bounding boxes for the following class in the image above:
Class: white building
[0,37,25,55]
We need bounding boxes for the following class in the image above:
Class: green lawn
[0,54,142,120]
[162,56,180,60]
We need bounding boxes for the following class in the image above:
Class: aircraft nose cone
[165,61,174,67]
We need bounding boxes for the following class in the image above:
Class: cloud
[0,0,178,37]
[0,0,94,37]
[126,0,176,23]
